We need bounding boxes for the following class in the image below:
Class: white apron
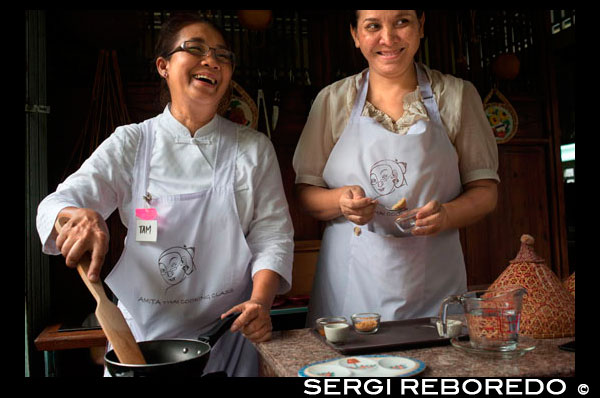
[104,116,258,376]
[307,64,467,325]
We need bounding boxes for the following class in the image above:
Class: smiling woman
[36,11,294,377]
[155,16,235,133]
[350,10,425,93]
[293,10,499,328]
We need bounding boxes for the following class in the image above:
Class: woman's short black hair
[348,10,425,29]
[154,12,230,60]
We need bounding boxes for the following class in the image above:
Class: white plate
[298,355,426,377]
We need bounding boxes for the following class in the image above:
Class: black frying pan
[104,312,240,377]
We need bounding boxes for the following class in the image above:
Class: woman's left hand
[411,200,449,236]
[222,300,272,343]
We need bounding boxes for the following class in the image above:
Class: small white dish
[304,364,353,377]
[377,356,419,373]
[338,356,377,371]
[436,319,464,338]
[324,323,350,344]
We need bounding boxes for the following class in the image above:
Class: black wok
[104,312,240,377]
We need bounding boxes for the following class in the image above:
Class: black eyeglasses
[166,40,236,65]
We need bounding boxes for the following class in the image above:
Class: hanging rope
[62,49,130,180]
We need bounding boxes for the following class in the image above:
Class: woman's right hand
[54,207,109,283]
[338,185,378,225]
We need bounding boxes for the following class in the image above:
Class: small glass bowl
[395,208,419,233]
[351,313,381,334]
[315,317,348,337]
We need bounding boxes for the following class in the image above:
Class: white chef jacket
[36,104,294,295]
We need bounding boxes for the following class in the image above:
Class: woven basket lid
[563,272,575,298]
[488,234,575,338]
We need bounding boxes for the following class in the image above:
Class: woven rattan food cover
[488,234,575,338]
[563,272,575,298]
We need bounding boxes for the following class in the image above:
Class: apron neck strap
[211,116,238,189]
[351,63,439,122]
[415,63,443,125]
[135,115,238,203]
[350,69,370,120]
[135,118,156,203]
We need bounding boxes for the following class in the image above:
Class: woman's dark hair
[348,10,425,29]
[154,12,230,60]
[155,12,232,107]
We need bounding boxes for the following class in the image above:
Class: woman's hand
[54,207,109,282]
[222,299,273,343]
[411,179,498,236]
[411,200,449,236]
[338,185,378,225]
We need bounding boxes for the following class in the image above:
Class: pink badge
[136,208,157,220]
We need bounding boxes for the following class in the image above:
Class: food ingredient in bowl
[351,313,381,334]
[316,317,347,336]
[354,319,378,332]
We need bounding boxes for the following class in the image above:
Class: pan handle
[197,312,241,347]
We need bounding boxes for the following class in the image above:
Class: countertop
[254,328,575,377]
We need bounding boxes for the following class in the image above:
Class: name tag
[135,208,158,242]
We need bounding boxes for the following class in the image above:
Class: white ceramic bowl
[324,323,350,343]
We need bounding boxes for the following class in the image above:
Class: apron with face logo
[307,64,467,325]
[105,116,257,376]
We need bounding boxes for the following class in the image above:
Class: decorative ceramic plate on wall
[483,88,519,144]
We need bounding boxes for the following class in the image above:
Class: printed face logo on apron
[369,159,407,199]
[158,245,196,291]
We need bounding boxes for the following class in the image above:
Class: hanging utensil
[257,89,271,139]
[256,69,271,139]
[54,217,146,365]
[271,90,280,131]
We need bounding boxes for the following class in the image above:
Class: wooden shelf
[35,323,107,351]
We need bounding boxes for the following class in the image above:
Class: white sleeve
[241,132,294,295]
[36,125,138,254]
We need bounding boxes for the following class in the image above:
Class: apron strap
[210,116,238,189]
[350,65,443,127]
[134,115,238,197]
[415,63,444,126]
[132,118,156,206]
[350,69,369,120]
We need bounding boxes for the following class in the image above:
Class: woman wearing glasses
[36,13,293,376]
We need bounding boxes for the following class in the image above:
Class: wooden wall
[421,10,569,283]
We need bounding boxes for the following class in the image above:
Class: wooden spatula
[54,217,146,365]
